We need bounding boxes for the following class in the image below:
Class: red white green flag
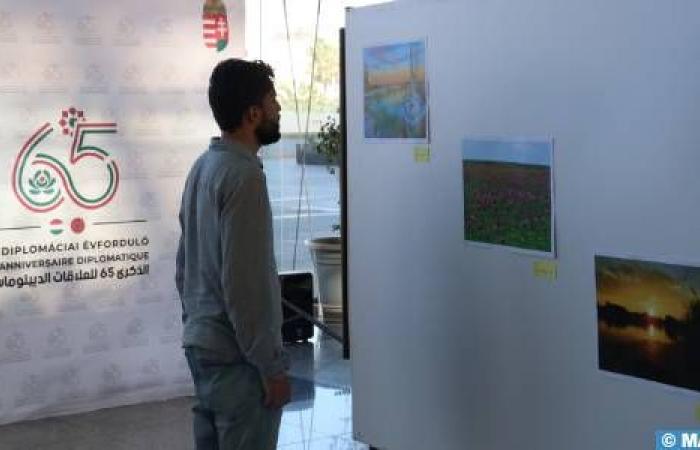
[203,0,229,52]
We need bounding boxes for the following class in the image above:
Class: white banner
[0,0,245,424]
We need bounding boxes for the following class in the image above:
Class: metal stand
[281,297,344,343]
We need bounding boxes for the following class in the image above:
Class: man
[175,58,291,450]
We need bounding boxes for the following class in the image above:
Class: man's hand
[264,373,291,409]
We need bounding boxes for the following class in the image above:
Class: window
[245,0,389,271]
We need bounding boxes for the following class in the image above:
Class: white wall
[345,1,700,449]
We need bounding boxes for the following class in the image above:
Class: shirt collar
[209,136,263,167]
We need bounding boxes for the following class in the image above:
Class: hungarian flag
[49,219,64,236]
[203,0,229,52]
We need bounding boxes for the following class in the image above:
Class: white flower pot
[305,237,342,322]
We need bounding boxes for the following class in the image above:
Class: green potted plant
[316,115,341,173]
[305,115,343,322]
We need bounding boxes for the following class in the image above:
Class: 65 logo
[11,107,119,232]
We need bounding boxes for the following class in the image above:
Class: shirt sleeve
[219,169,287,378]
[174,210,187,321]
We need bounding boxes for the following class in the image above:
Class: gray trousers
[185,348,282,450]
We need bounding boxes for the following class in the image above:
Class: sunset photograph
[596,255,700,392]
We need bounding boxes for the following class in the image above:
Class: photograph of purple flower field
[596,255,700,393]
[462,139,553,254]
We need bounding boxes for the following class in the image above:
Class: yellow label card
[533,260,557,281]
[413,146,430,163]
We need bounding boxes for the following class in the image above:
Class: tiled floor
[0,330,368,450]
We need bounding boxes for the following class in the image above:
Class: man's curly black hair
[208,59,275,132]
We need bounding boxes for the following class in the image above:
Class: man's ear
[246,105,262,125]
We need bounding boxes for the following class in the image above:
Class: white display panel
[345,1,700,449]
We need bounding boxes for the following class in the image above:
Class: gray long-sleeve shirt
[175,137,288,378]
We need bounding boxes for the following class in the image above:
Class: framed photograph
[462,137,555,257]
[363,40,428,141]
[596,254,700,394]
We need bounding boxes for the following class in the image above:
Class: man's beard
[255,116,281,146]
